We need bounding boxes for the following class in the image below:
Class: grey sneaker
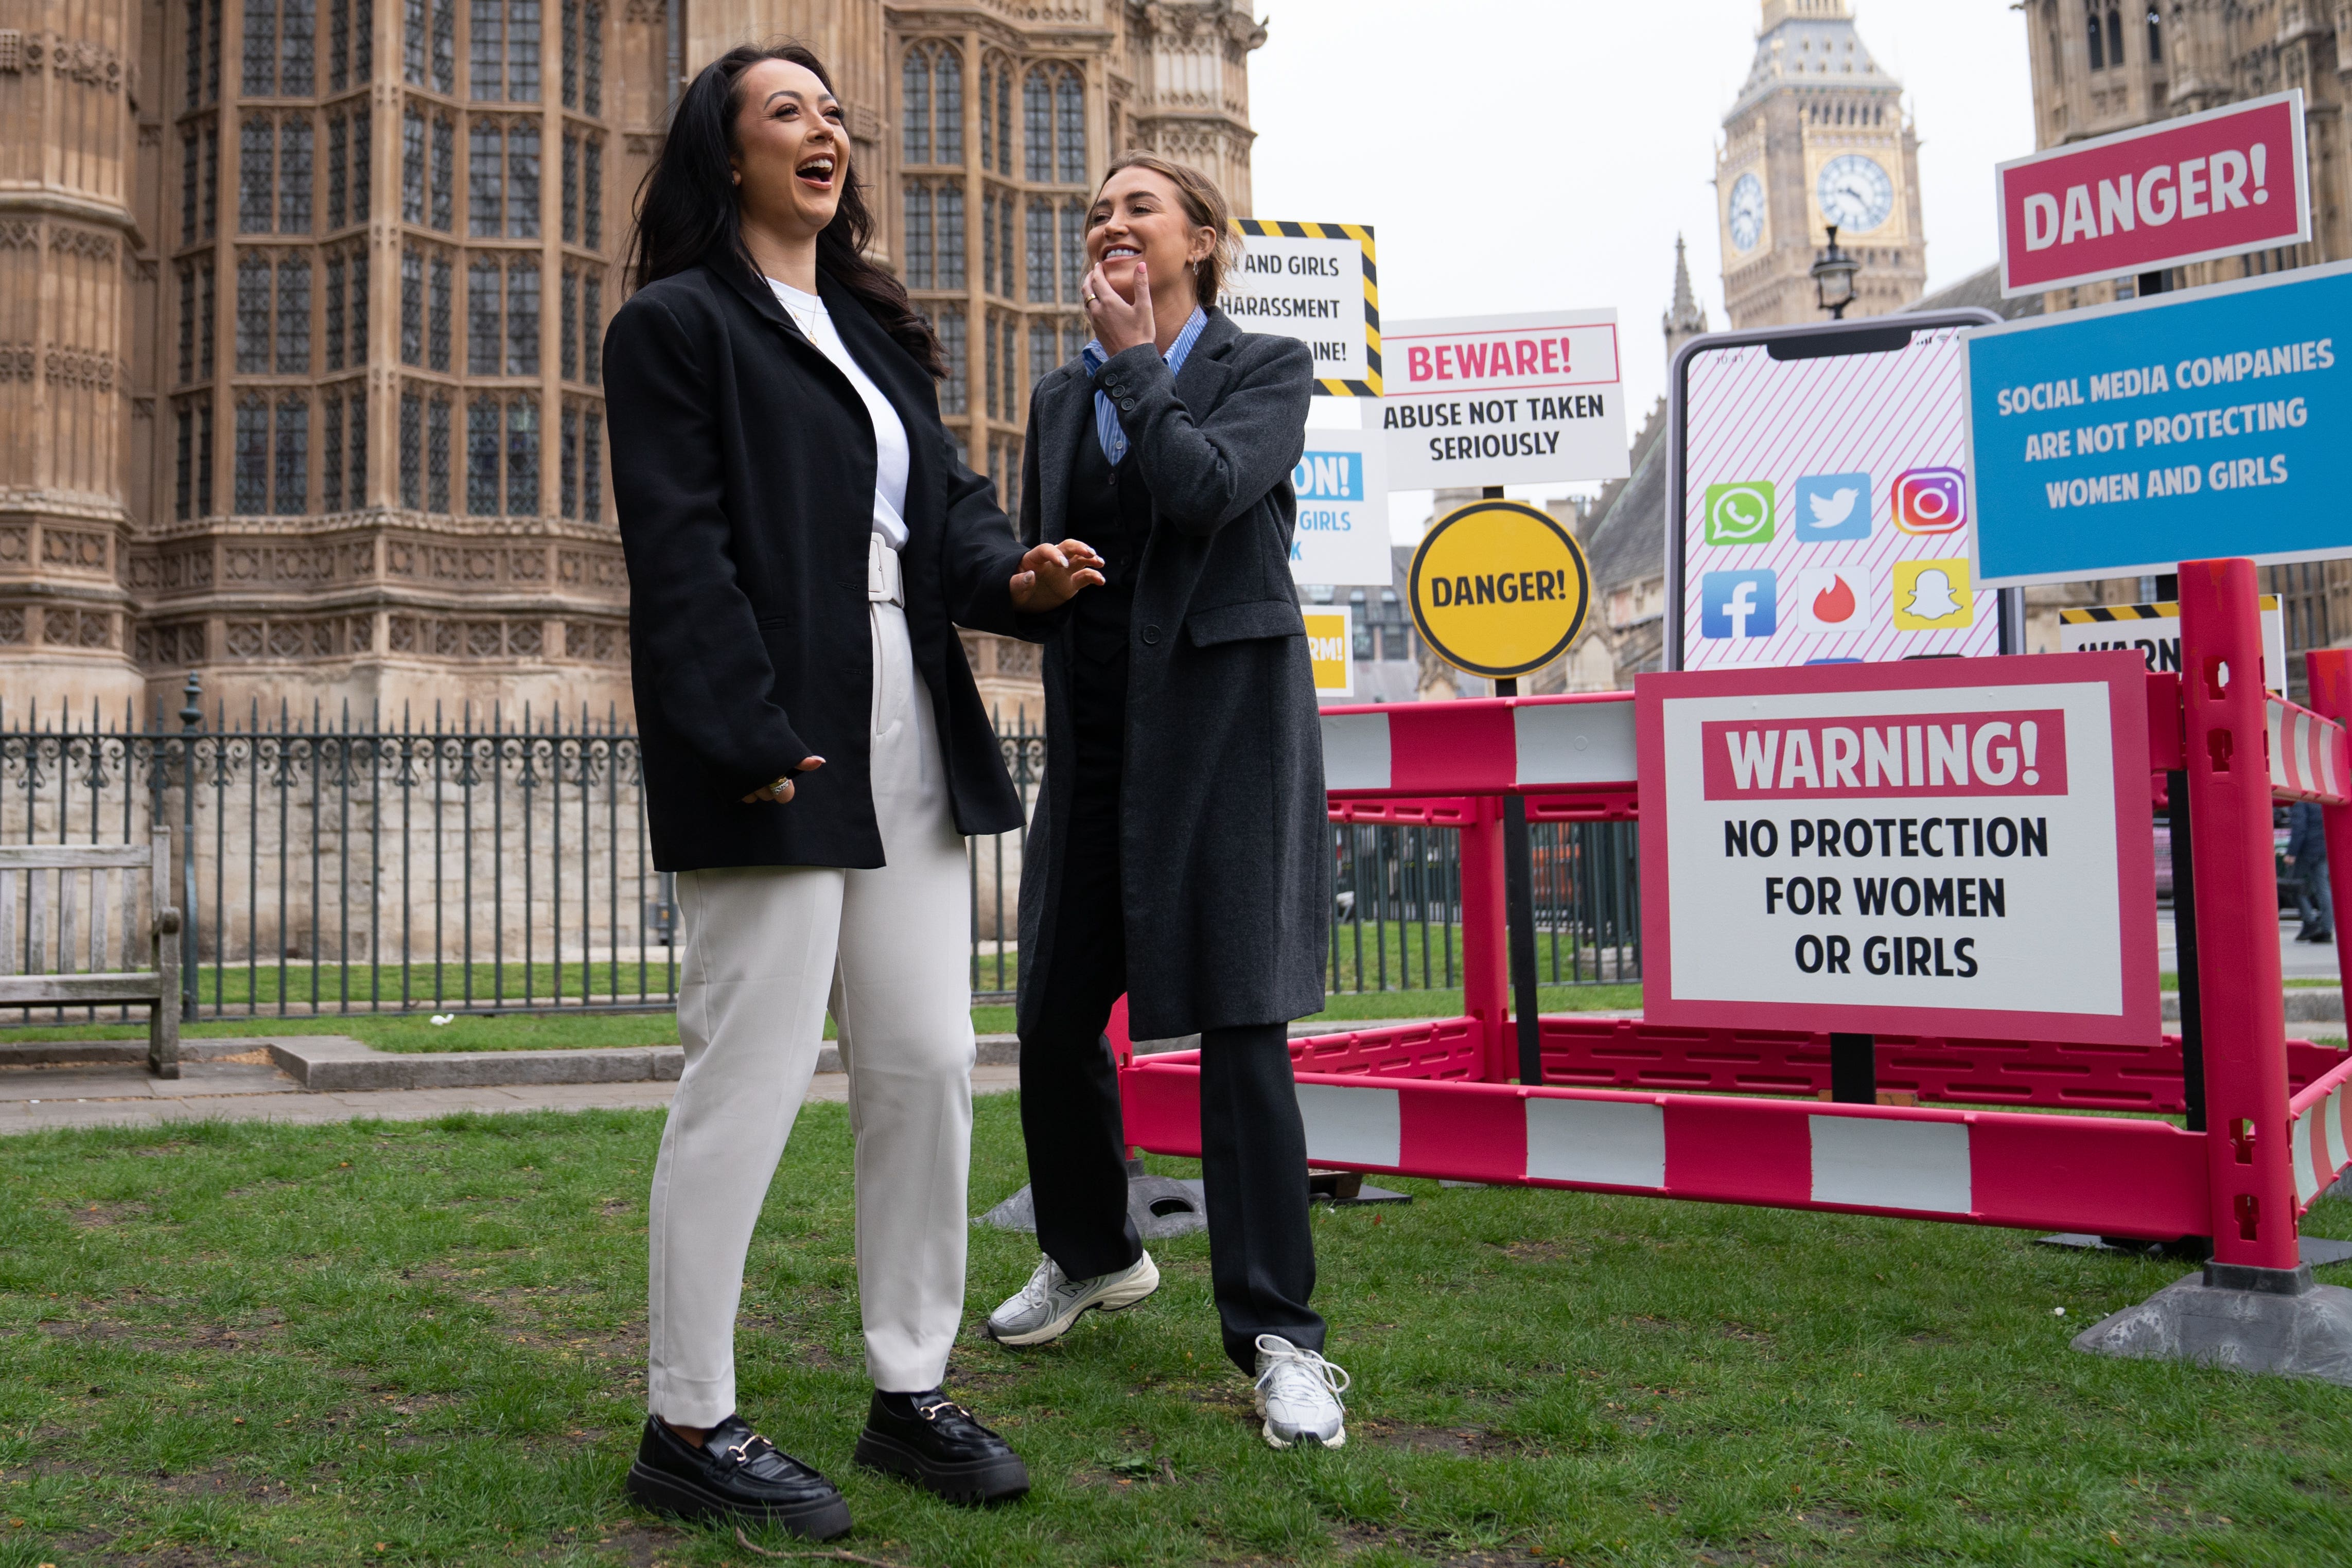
[982,1251,1160,1347]
[1252,1334,1349,1449]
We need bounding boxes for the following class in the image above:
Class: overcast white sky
[1245,0,2040,538]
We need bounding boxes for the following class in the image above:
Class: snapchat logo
[1891,559,1975,630]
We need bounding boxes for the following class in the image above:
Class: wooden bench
[0,833,183,1077]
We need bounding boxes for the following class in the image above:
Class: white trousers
[646,591,976,1424]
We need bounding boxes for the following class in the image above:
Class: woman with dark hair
[604,43,1101,1536]
[981,153,1349,1449]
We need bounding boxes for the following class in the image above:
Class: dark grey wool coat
[1014,308,1330,1041]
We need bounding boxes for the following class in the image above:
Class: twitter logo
[1792,472,1872,540]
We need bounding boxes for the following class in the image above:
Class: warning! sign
[1407,499,1591,679]
[1636,651,2160,1046]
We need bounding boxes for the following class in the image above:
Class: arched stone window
[1021,64,1084,185]
[902,42,963,165]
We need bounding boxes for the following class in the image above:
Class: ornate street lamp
[1811,224,1860,320]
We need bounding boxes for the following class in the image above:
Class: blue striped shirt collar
[1080,306,1209,465]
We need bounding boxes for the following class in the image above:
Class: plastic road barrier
[1110,558,2352,1271]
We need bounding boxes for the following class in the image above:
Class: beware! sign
[1368,310,1630,489]
[1636,652,2159,1046]
[1996,90,2311,298]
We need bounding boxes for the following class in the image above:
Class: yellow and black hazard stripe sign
[2061,595,2279,623]
[1230,217,1381,397]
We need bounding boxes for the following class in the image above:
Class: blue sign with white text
[1967,262,2352,585]
[1292,451,1365,501]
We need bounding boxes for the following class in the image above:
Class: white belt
[868,534,904,606]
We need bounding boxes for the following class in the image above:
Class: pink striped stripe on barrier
[1118,1049,2214,1238]
[2267,695,2349,804]
[2288,1054,2352,1212]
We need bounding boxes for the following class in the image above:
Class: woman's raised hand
[1083,258,1155,357]
[1010,540,1107,611]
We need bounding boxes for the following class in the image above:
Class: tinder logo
[1796,567,1870,636]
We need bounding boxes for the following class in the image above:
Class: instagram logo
[1893,468,1968,535]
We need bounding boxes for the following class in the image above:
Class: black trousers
[1017,663,1325,1373]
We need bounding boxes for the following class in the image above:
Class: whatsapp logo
[1703,481,1776,546]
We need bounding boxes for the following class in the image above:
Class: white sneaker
[982,1250,1160,1346]
[1252,1333,1349,1449]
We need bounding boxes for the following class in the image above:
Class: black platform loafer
[625,1415,852,1538]
[853,1389,1030,1505]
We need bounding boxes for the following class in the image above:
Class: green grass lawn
[4,1098,2350,1566]
[0,986,1645,1055]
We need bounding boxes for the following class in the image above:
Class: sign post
[1995,90,2311,298]
[1406,497,1593,1086]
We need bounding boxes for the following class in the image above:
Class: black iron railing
[0,683,1635,1025]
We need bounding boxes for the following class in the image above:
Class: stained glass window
[278,117,313,232]
[507,125,540,237]
[235,254,271,372]
[281,0,315,94]
[235,396,270,513]
[506,260,539,374]
[426,395,451,512]
[561,133,578,243]
[178,266,197,384]
[581,404,601,521]
[1025,200,1054,302]
[430,115,454,228]
[581,274,600,383]
[582,138,601,248]
[239,117,275,233]
[469,122,503,236]
[467,258,499,374]
[275,256,311,373]
[429,253,452,368]
[506,398,538,515]
[325,254,346,370]
[467,396,500,514]
[1023,69,1050,183]
[273,394,307,515]
[935,309,966,415]
[322,392,344,509]
[402,107,427,221]
[400,389,423,505]
[560,270,577,379]
[937,186,964,288]
[243,0,278,94]
[400,248,424,363]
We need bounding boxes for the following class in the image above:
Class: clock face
[1728,173,1765,252]
[1817,154,1894,233]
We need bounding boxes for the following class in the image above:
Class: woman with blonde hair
[982,152,1349,1449]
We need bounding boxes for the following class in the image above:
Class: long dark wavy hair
[627,41,944,377]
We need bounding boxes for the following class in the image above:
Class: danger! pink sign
[1996,90,2311,298]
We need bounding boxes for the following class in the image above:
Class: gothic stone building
[0,0,1262,725]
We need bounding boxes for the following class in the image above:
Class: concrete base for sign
[977,1172,1410,1240]
[2039,1232,2352,1268]
[2072,1262,2352,1386]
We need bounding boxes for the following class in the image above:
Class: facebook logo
[1291,451,1364,500]
[1700,570,1779,640]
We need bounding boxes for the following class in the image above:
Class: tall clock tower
[1715,0,1927,329]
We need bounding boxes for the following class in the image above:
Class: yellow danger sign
[1407,499,1590,679]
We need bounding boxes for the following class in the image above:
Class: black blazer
[604,259,1040,872]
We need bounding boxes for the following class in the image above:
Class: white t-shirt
[767,277,910,550]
